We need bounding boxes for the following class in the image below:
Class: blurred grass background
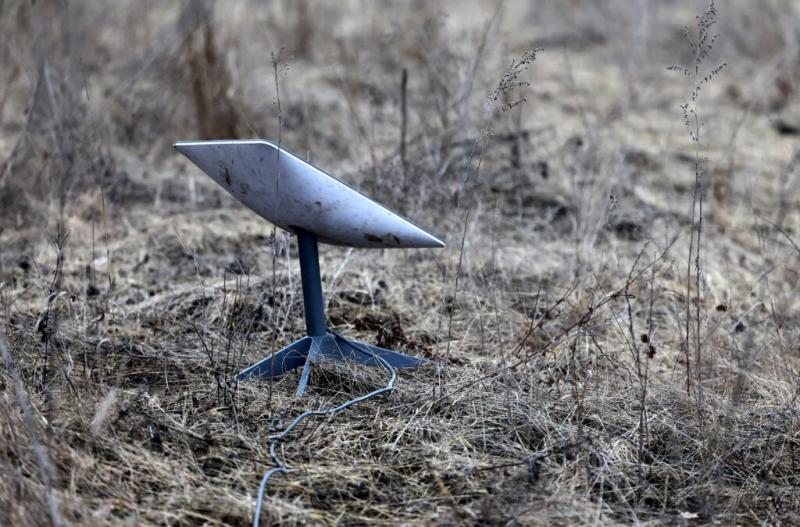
[1,1,799,525]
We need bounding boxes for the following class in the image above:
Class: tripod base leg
[294,335,325,398]
[236,333,429,398]
[293,334,428,397]
[236,337,311,381]
[324,334,428,368]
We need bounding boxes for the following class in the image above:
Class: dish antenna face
[174,139,443,396]
[174,140,444,248]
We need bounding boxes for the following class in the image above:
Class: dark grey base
[237,333,427,397]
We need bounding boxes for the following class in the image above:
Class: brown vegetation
[1,0,799,525]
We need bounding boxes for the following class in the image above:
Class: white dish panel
[174,140,445,248]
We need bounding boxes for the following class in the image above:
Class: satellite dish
[174,140,444,248]
[174,139,443,396]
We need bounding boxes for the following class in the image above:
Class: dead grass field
[1,1,800,525]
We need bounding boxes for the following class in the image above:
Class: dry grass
[2,0,800,525]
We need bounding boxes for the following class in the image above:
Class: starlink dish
[174,140,444,248]
[174,139,443,397]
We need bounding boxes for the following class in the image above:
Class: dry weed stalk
[0,333,63,526]
[266,48,290,406]
[441,46,542,368]
[668,0,726,414]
